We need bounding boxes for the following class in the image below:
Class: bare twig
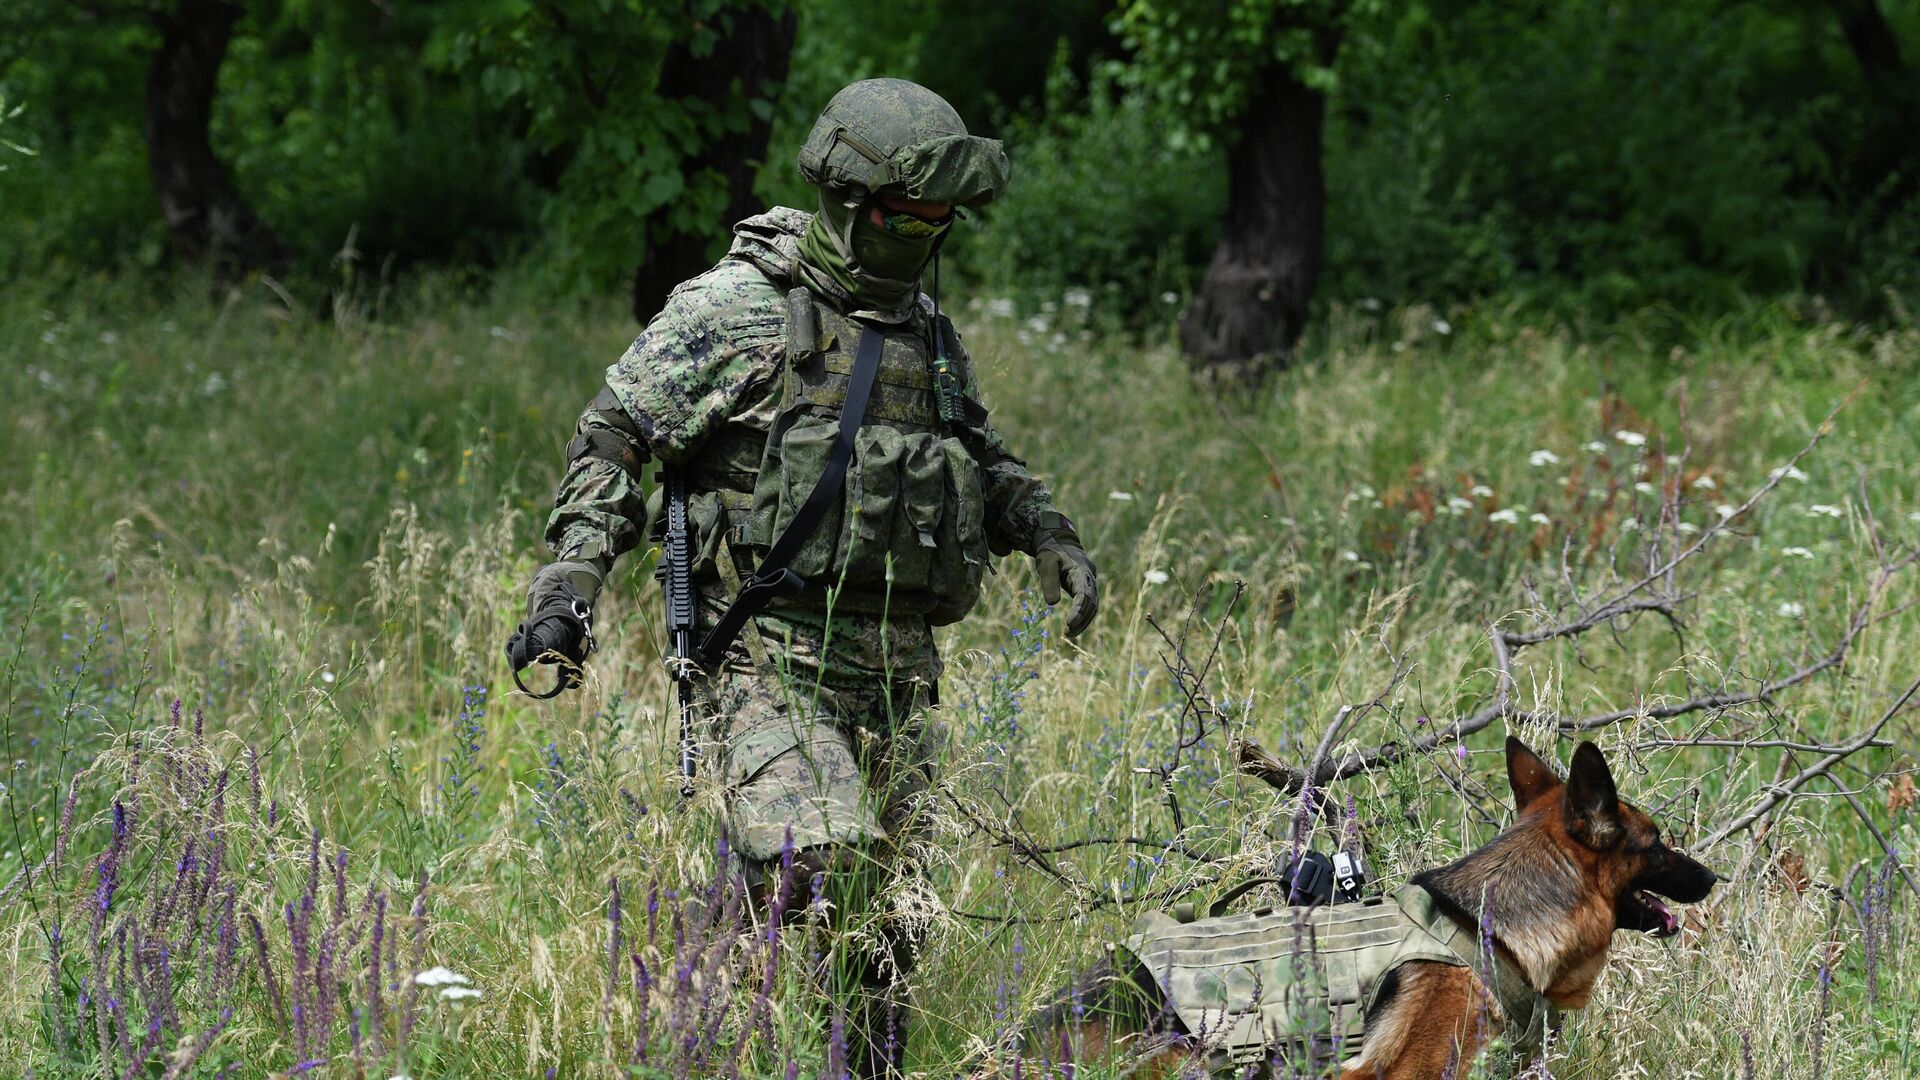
[1700,673,1920,849]
[1637,737,1895,754]
[1827,779,1920,902]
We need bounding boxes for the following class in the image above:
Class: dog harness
[1120,885,1554,1071]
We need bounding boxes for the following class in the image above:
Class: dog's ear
[1563,741,1624,847]
[1505,736,1560,810]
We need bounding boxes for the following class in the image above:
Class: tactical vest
[1120,885,1553,1072]
[677,285,990,627]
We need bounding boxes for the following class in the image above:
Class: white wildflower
[1488,508,1521,525]
[1691,475,1717,490]
[40,330,57,345]
[1446,496,1475,514]
[1676,522,1701,535]
[1359,297,1383,311]
[1469,484,1493,498]
[1910,511,1920,524]
[1613,430,1647,448]
[414,967,470,988]
[1806,504,1843,518]
[1777,602,1805,618]
[1770,466,1809,482]
[486,326,515,340]
[201,372,227,397]
[1529,513,1552,526]
[1634,482,1657,495]
[1583,440,1608,454]
[1619,518,1641,532]
[320,669,336,684]
[1715,504,1739,520]
[1063,287,1092,309]
[1143,569,1170,585]
[439,986,483,1002]
[1160,291,1179,305]
[1780,546,1815,560]
[1339,550,1361,563]
[1528,450,1561,468]
[1107,491,1135,502]
[1432,318,1453,336]
[1024,314,1051,336]
[986,297,1015,318]
[99,331,119,346]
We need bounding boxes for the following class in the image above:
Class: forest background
[3,0,1920,1077]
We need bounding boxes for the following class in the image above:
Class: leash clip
[572,597,597,655]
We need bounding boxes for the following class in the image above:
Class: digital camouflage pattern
[796,78,1009,208]
[1120,885,1553,1070]
[706,668,942,863]
[526,77,1083,1079]
[545,207,1059,685]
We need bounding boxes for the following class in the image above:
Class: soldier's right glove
[1033,511,1098,639]
[504,560,604,697]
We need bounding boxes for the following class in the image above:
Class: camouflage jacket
[544,208,1059,684]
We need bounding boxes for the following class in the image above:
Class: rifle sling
[696,324,885,669]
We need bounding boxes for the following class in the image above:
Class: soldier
[504,79,1098,1077]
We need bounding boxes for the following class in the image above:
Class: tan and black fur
[990,738,1718,1079]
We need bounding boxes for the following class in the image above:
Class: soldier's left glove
[505,560,603,696]
[1033,511,1098,638]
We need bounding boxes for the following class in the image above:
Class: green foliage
[428,0,789,294]
[1319,1,1882,311]
[954,54,1223,319]
[1108,0,1377,149]
[218,3,536,267]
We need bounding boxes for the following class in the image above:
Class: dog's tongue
[1647,894,1679,936]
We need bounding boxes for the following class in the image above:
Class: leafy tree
[1111,0,1377,379]
[3,0,287,270]
[429,0,795,317]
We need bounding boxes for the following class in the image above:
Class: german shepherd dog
[989,738,1719,1078]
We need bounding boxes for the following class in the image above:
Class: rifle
[657,464,699,798]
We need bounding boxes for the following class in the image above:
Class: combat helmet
[797,78,1009,208]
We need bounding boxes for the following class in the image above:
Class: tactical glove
[504,560,604,696]
[1033,511,1098,638]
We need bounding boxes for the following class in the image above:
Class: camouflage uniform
[521,81,1094,1078]
[545,206,1057,861]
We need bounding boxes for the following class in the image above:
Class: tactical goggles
[876,204,955,239]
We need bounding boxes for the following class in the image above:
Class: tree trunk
[1827,0,1905,78]
[632,4,798,323]
[144,0,286,270]
[1178,62,1328,381]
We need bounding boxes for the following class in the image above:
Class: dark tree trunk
[1179,60,1329,381]
[1827,0,1905,78]
[144,0,286,270]
[632,4,798,323]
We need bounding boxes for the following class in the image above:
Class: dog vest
[1120,885,1553,1071]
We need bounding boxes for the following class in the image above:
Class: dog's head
[1506,736,1718,937]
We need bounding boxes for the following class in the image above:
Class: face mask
[797,194,948,310]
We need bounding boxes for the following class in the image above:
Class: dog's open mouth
[1623,889,1681,937]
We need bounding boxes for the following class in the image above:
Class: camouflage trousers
[701,668,943,1077]
[703,668,943,871]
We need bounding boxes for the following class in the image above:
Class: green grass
[3,273,1918,1077]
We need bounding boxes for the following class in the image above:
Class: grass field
[3,274,1917,1077]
